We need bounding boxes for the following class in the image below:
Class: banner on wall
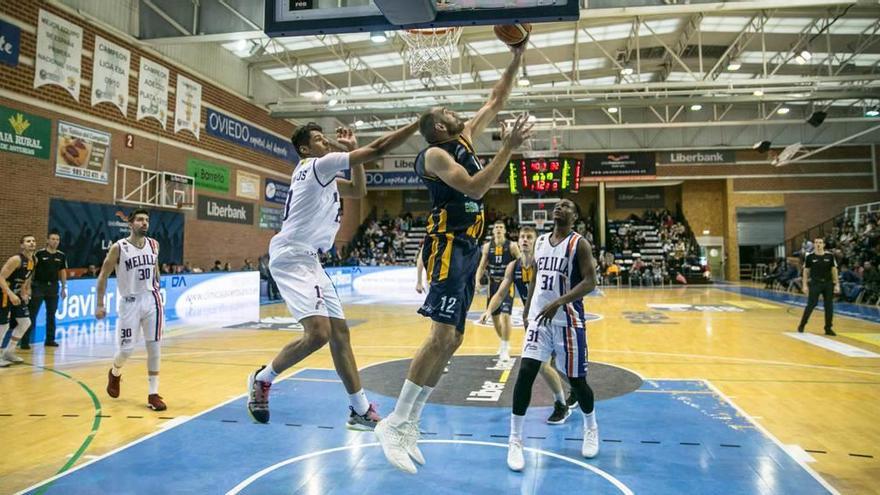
[259,205,283,230]
[55,121,111,184]
[583,152,656,181]
[366,170,424,189]
[613,187,666,208]
[658,150,735,165]
[187,158,229,192]
[403,190,431,211]
[381,157,416,171]
[0,19,21,67]
[48,199,184,268]
[264,177,290,204]
[205,108,296,162]
[0,105,51,159]
[91,36,130,116]
[27,272,259,346]
[136,57,169,127]
[236,170,260,199]
[174,74,202,138]
[34,9,83,100]
[197,195,254,225]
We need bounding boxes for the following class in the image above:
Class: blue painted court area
[716,285,880,325]
[23,369,833,495]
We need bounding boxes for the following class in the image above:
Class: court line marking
[712,286,880,325]
[704,380,840,495]
[13,368,309,495]
[224,440,634,495]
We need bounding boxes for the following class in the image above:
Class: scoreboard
[507,157,582,195]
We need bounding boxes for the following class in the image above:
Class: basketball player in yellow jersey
[476,221,520,362]
[375,40,532,474]
[480,226,571,425]
[0,235,37,367]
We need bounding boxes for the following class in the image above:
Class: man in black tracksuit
[23,232,68,348]
[797,238,840,336]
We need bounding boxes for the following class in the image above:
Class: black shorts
[488,279,513,316]
[0,293,30,325]
[417,234,481,332]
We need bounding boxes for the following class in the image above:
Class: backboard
[265,0,580,37]
[518,197,560,230]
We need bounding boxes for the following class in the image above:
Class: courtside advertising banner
[27,272,260,346]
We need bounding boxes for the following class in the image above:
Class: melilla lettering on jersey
[124,253,156,271]
[537,255,569,274]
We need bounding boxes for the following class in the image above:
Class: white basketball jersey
[270,152,350,253]
[116,237,159,297]
[528,231,587,328]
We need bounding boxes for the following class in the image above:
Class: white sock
[349,389,369,416]
[582,410,597,430]
[111,366,122,377]
[510,413,525,439]
[389,379,422,426]
[553,390,565,403]
[500,340,509,353]
[148,375,159,395]
[409,385,434,422]
[255,362,279,383]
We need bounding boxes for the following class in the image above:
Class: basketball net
[400,27,462,78]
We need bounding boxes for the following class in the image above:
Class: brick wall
[0,2,304,269]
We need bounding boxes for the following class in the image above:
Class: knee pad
[12,318,30,338]
[145,341,161,373]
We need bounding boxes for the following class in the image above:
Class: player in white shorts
[506,198,599,471]
[95,208,166,411]
[247,121,418,429]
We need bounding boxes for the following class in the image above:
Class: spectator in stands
[606,262,621,285]
[839,264,863,302]
[223,262,232,272]
[160,263,171,274]
[211,260,223,272]
[84,264,99,278]
[863,260,880,302]
[241,258,255,271]
[183,261,193,273]
[630,257,646,286]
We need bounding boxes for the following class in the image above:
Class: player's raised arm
[95,243,120,319]
[348,121,419,167]
[335,127,368,198]
[464,44,525,140]
[426,114,532,199]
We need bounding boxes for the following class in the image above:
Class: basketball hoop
[532,210,548,232]
[176,200,194,210]
[399,27,462,78]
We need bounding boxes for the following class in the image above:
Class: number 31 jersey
[527,231,587,328]
[116,238,159,297]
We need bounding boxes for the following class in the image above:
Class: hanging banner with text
[205,108,296,162]
[0,19,21,67]
[197,195,254,225]
[613,187,666,209]
[259,205,283,230]
[264,177,290,204]
[658,150,736,165]
[187,158,229,192]
[174,74,202,139]
[0,105,51,159]
[48,198,184,268]
[583,152,656,181]
[34,9,83,100]
[91,36,130,116]
[366,170,425,189]
[381,157,416,171]
[137,57,169,127]
[236,170,260,200]
[56,121,111,184]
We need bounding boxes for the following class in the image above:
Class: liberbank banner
[205,108,296,162]
[197,195,254,224]
[25,272,259,345]
[658,150,735,165]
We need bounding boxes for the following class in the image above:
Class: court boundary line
[712,285,880,325]
[13,368,310,495]
[703,379,840,495]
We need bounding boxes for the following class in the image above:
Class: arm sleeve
[313,152,351,186]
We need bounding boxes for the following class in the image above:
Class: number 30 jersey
[270,152,350,254]
[116,237,159,297]
[527,231,587,328]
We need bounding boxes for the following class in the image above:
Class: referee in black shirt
[797,238,840,336]
[23,232,68,348]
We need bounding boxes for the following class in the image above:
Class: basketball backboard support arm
[264,0,580,37]
[115,162,162,208]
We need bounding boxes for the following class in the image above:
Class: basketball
[494,23,532,46]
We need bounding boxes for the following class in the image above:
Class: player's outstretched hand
[511,35,528,55]
[536,300,561,326]
[502,113,534,149]
[336,127,358,151]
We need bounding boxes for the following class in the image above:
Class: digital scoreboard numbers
[508,157,582,195]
